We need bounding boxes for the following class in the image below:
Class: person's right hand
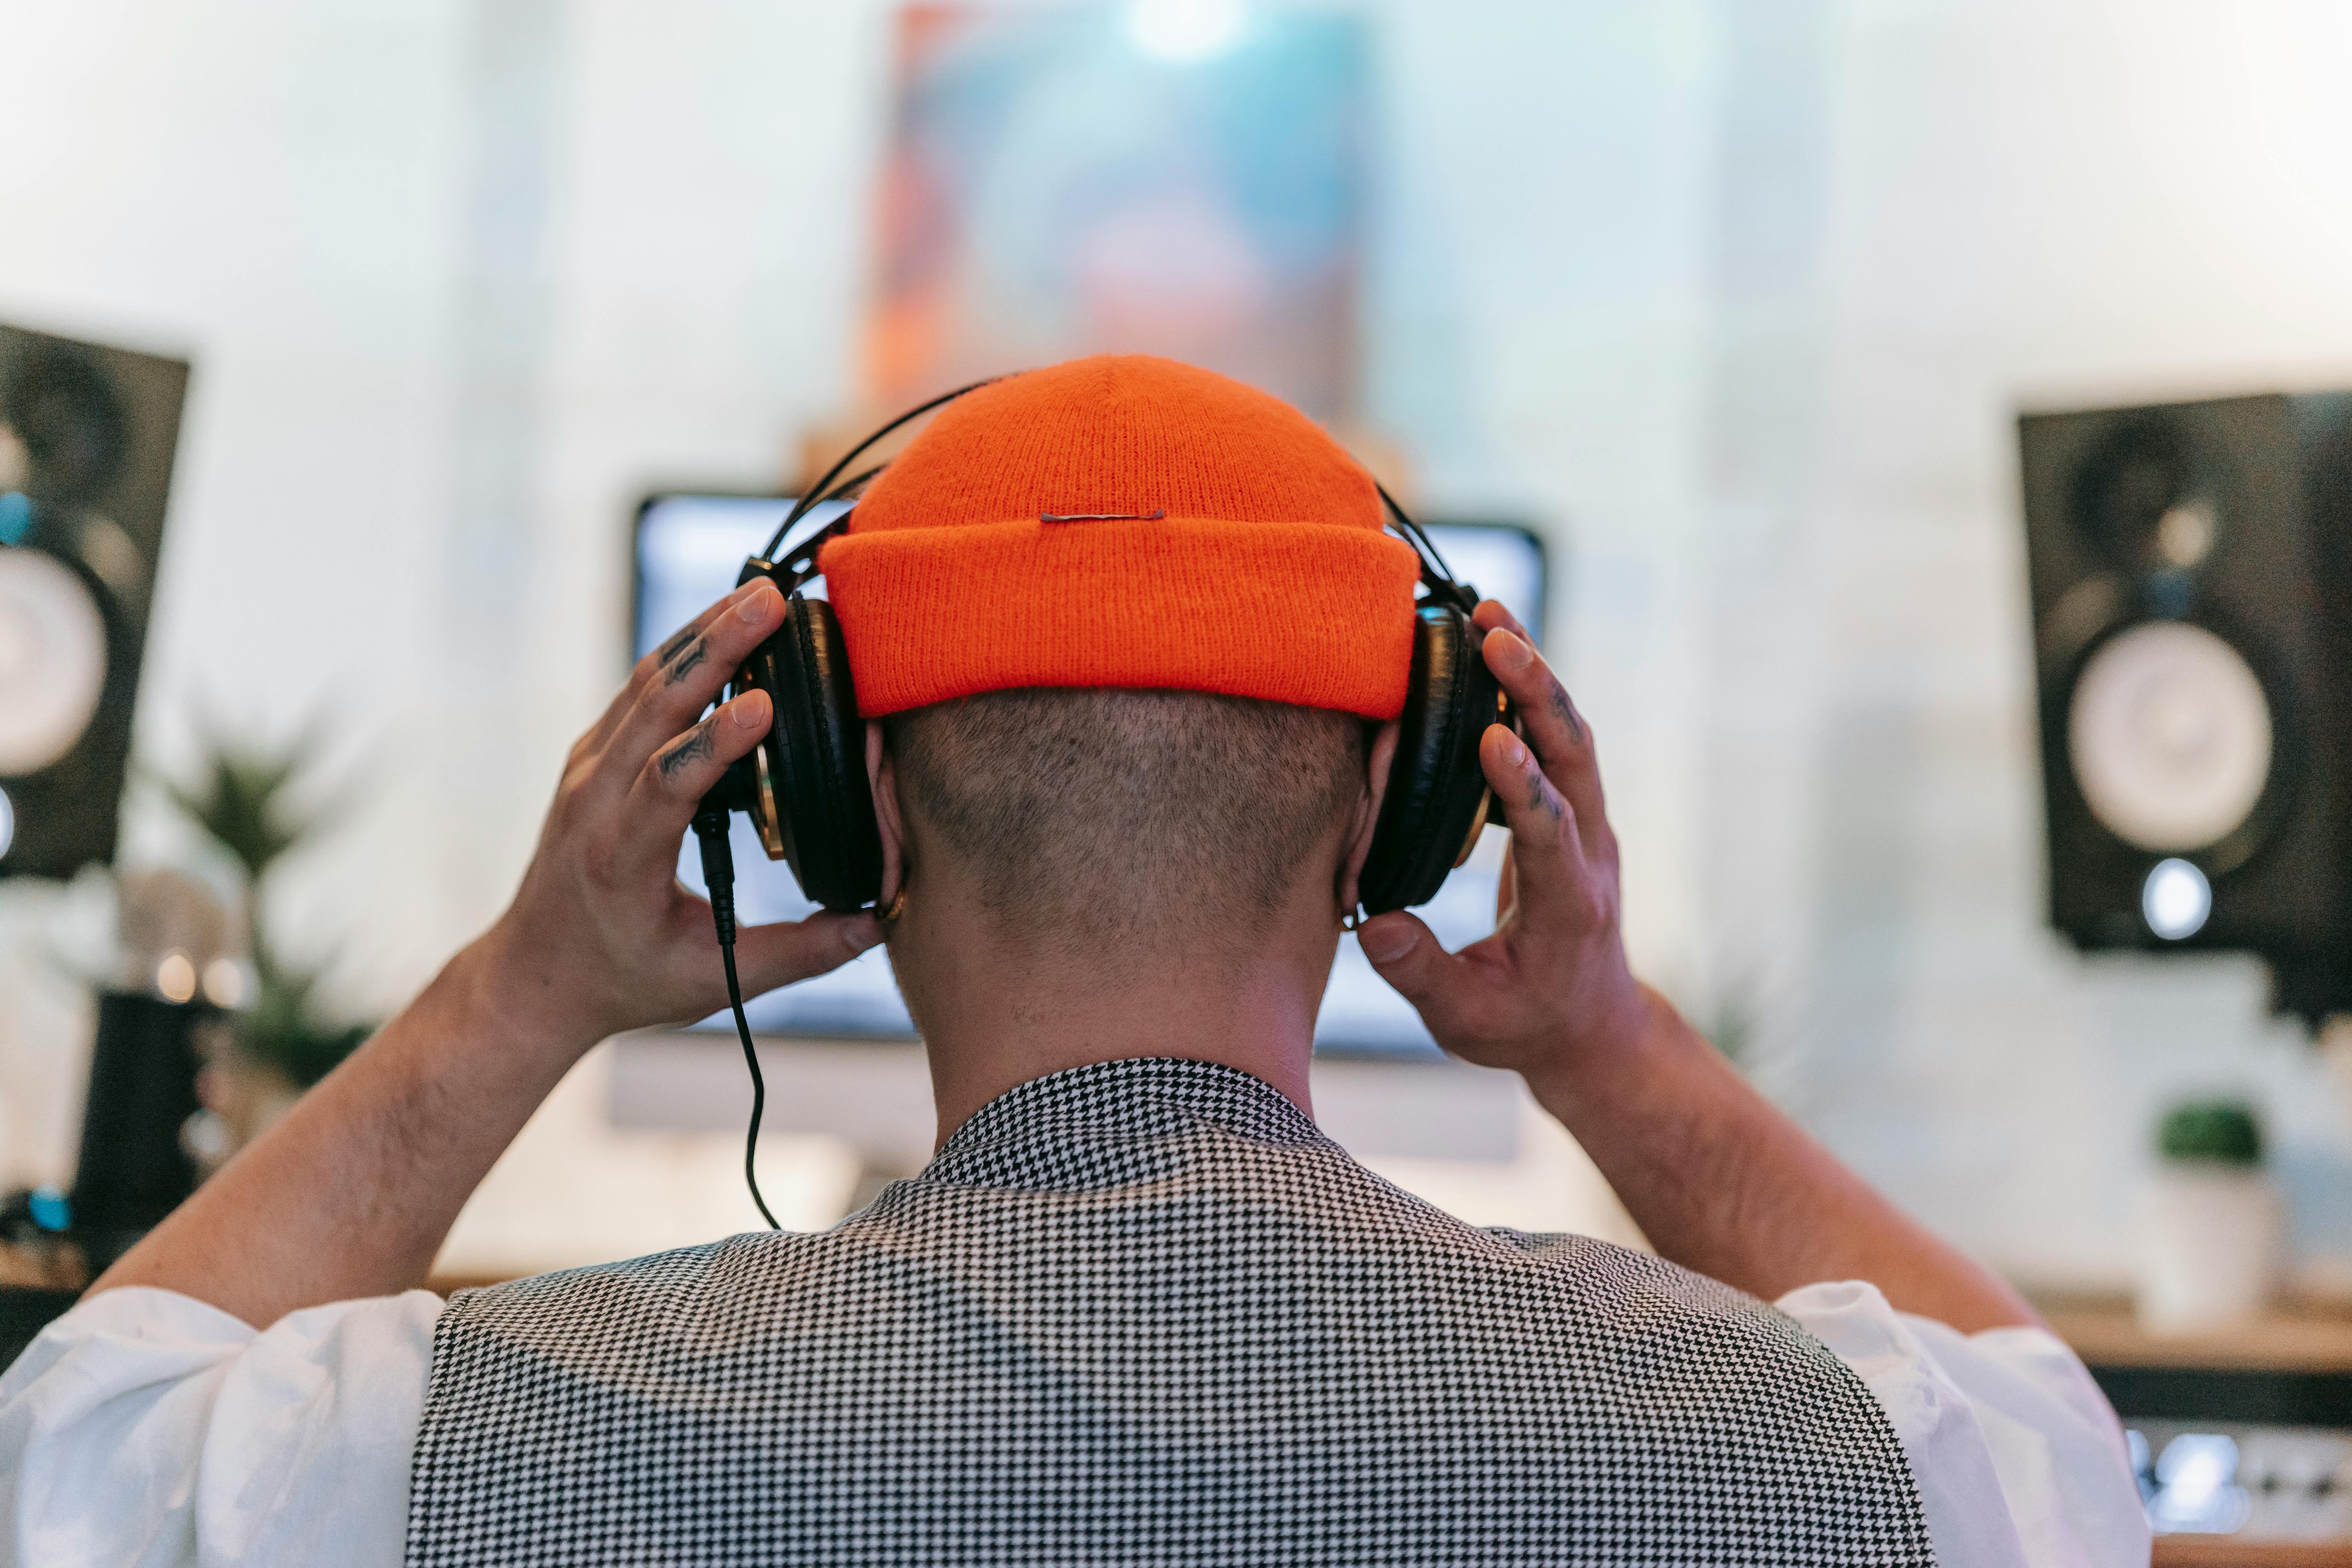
[473,579,884,1052]
[1356,603,1658,1081]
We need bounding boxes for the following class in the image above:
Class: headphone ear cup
[1357,604,1506,916]
[738,595,883,912]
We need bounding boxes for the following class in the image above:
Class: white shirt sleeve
[0,1285,440,1568]
[1779,1279,2152,1568]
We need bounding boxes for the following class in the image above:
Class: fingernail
[1489,630,1534,671]
[1356,918,1416,964]
[843,915,884,953]
[735,582,780,622]
[731,691,768,730]
[1501,731,1529,769]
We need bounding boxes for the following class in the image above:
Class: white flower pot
[2136,1165,2283,1333]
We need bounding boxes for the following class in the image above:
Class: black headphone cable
[691,797,782,1230]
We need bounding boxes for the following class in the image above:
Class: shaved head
[884,689,1367,960]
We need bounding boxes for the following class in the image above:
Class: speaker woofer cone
[0,545,109,775]
[2065,620,2274,855]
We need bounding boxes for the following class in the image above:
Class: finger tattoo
[662,635,710,685]
[658,717,717,780]
[1525,755,1567,821]
[657,625,699,667]
[1547,683,1585,743]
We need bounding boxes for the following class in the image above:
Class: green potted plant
[2137,1095,2281,1332]
[165,731,373,1167]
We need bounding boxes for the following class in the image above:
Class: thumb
[1357,912,1477,1040]
[730,911,884,997]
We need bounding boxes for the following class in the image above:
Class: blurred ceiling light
[156,949,198,1004]
[201,957,246,1009]
[1127,0,1246,63]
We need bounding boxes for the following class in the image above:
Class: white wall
[1782,0,2352,1287]
[2,0,2348,1289]
[0,0,468,1181]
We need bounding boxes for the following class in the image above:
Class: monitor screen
[633,494,1548,1057]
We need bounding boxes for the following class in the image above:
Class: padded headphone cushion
[751,597,884,911]
[1357,604,1503,915]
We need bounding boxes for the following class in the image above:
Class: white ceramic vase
[2136,1164,2283,1333]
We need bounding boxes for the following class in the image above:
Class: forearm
[90,928,590,1327]
[1527,987,2039,1334]
[82,582,859,1328]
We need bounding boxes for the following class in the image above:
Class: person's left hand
[1355,600,1654,1085]
[473,579,883,1050]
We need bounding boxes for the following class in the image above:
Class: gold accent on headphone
[748,733,788,859]
[1453,788,1494,869]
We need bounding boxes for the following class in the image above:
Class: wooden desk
[2154,1542,2352,1567]
[2040,1295,2352,1374]
[2039,1293,2352,1430]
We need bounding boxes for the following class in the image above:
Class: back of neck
[902,933,1329,1149]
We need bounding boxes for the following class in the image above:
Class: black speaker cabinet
[2019,392,2352,1020]
[0,323,189,880]
[69,991,207,1265]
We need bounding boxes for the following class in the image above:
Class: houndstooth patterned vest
[407,1058,1934,1566]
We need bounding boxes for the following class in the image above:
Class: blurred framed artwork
[866,1,1368,422]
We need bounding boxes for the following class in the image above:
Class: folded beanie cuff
[820,516,1423,719]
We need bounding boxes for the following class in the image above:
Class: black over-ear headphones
[686,378,1516,1226]
[701,377,1515,918]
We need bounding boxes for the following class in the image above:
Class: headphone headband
[757,377,1004,562]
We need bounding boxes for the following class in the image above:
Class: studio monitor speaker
[0,324,188,880]
[2019,392,2352,1020]
[69,991,207,1266]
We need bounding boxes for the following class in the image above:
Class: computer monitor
[631,494,1548,1060]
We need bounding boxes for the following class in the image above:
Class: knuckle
[579,833,624,892]
[1450,996,1514,1048]
[552,772,593,823]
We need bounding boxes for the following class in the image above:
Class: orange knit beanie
[817,355,1421,719]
